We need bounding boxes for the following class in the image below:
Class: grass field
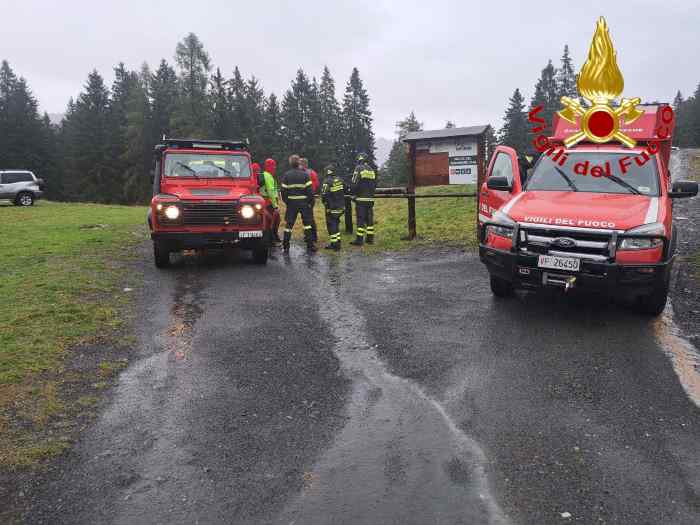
[286,184,478,251]
[0,201,147,469]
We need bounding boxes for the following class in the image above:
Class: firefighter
[260,158,281,245]
[350,152,377,246]
[299,157,319,245]
[321,164,345,251]
[281,154,316,253]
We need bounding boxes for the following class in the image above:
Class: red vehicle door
[479,146,523,223]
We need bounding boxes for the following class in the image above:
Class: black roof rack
[156,137,250,152]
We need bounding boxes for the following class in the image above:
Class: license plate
[537,255,580,272]
[239,230,263,238]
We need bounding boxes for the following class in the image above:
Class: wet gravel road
[21,244,700,524]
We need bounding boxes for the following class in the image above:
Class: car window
[490,152,514,185]
[4,172,32,183]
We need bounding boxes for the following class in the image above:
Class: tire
[15,192,34,207]
[153,240,170,268]
[490,275,515,298]
[636,272,670,316]
[253,244,269,265]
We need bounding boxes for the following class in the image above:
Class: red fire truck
[148,138,271,268]
[479,104,698,315]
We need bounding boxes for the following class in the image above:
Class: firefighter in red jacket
[299,157,319,245]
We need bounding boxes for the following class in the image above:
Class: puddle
[654,302,700,407]
[277,251,508,524]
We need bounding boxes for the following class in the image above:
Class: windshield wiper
[175,162,198,178]
[605,174,642,195]
[210,165,233,177]
[554,167,579,192]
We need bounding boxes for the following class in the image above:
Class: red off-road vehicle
[148,138,270,268]
[479,105,698,315]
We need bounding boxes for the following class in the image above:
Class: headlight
[240,205,255,219]
[618,222,665,250]
[486,224,514,239]
[164,205,180,220]
[618,237,663,250]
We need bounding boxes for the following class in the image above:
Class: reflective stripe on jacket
[351,162,377,201]
[281,168,314,205]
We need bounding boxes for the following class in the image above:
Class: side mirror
[487,175,513,191]
[669,180,698,198]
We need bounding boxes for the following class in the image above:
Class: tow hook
[565,276,577,292]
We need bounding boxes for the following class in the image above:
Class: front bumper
[151,230,267,250]
[479,245,672,299]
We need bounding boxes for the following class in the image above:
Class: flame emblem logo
[558,17,643,148]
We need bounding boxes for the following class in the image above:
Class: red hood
[505,191,656,231]
[160,180,257,200]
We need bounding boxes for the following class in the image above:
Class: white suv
[0,171,44,206]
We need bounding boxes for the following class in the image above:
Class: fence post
[344,195,353,233]
[407,142,417,240]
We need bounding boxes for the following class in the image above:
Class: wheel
[253,244,269,265]
[153,240,170,268]
[490,275,515,298]
[635,279,669,316]
[15,192,34,206]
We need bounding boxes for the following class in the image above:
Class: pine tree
[209,67,231,139]
[108,63,140,202]
[122,75,153,203]
[484,125,498,160]
[281,68,314,157]
[381,111,422,186]
[499,88,528,153]
[150,59,178,140]
[260,93,283,165]
[672,90,688,147]
[530,60,559,136]
[339,67,375,178]
[227,66,246,140]
[318,66,341,169]
[61,70,112,202]
[172,33,211,136]
[556,45,577,100]
[244,75,266,158]
[0,61,52,181]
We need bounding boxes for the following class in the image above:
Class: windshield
[526,152,659,196]
[163,153,251,179]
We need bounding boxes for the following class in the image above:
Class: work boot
[366,234,374,245]
[307,242,317,253]
[324,243,335,250]
[283,231,291,253]
[350,236,364,246]
[333,241,341,252]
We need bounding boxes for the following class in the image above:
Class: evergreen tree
[228,66,247,139]
[556,45,577,100]
[209,67,231,139]
[339,67,375,178]
[122,75,153,203]
[108,63,140,202]
[61,70,112,201]
[381,111,422,187]
[244,75,266,158]
[484,125,498,160]
[150,59,178,139]
[281,68,314,158]
[171,33,211,136]
[260,93,283,165]
[0,61,53,185]
[530,60,559,136]
[499,88,528,153]
[672,90,688,147]
[318,66,341,169]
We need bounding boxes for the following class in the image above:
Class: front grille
[519,225,614,262]
[181,201,243,225]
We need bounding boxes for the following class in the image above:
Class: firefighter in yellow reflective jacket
[321,165,344,251]
[350,153,377,246]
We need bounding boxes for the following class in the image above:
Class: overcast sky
[2,0,699,138]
